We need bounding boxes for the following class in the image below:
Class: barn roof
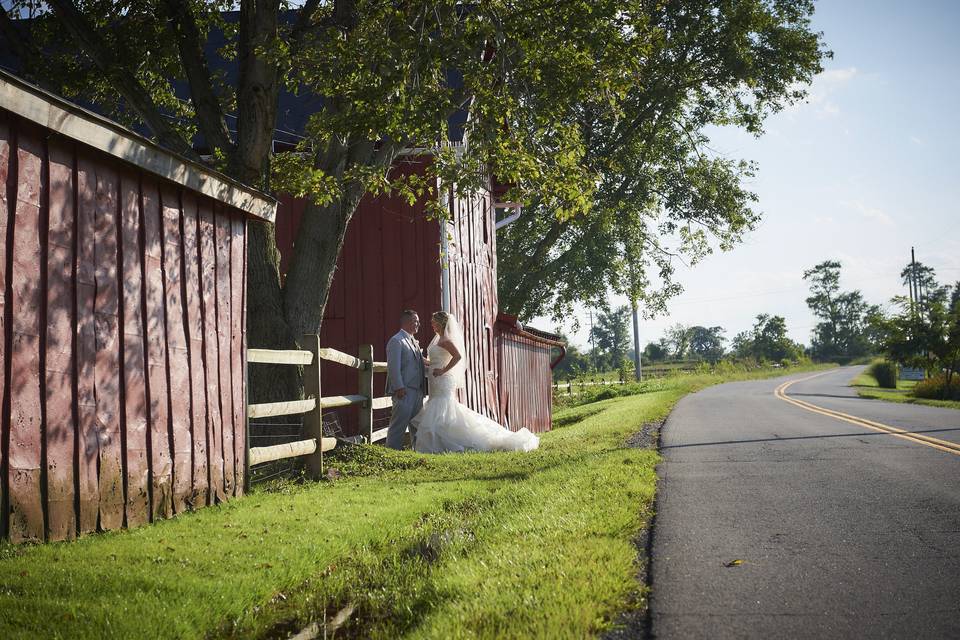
[496,313,566,347]
[0,68,277,222]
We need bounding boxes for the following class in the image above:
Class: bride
[412,311,539,453]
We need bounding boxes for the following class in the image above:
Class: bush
[869,361,898,389]
[913,375,960,401]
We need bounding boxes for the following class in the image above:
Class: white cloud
[785,67,858,119]
[840,199,896,227]
[818,67,858,84]
[909,135,924,146]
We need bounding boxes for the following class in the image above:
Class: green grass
[1,363,831,640]
[850,372,960,410]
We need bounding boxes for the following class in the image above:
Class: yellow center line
[774,371,960,457]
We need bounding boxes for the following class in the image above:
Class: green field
[0,362,829,640]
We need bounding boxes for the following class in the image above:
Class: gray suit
[385,330,426,449]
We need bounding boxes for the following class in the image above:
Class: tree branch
[160,0,234,155]
[232,0,281,185]
[46,0,198,159]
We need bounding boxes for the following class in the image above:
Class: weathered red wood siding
[0,122,9,539]
[0,110,249,542]
[495,325,560,434]
[445,183,501,420]
[198,205,225,502]
[8,126,44,541]
[46,141,77,539]
[181,194,208,508]
[120,173,150,527]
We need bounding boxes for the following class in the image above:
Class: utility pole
[909,246,920,317]
[588,308,595,370]
[631,301,642,381]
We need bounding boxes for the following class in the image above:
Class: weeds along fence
[245,336,394,485]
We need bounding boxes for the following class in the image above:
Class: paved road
[648,367,960,639]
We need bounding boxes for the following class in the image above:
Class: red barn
[274,158,563,437]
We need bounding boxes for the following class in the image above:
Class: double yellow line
[775,372,960,457]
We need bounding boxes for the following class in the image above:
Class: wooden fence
[245,337,394,480]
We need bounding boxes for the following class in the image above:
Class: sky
[534,0,960,351]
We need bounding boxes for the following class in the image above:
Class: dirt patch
[624,421,662,450]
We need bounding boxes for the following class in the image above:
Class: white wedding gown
[412,343,539,453]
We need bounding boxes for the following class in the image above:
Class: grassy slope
[850,372,960,411]
[0,364,829,640]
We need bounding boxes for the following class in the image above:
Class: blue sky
[541,0,960,350]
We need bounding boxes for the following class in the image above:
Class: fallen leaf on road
[724,559,744,567]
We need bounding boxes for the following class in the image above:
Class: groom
[385,309,426,449]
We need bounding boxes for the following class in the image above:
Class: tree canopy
[497,0,828,321]
[589,306,632,372]
[2,0,654,354]
[688,325,726,362]
[731,314,803,363]
[803,260,879,361]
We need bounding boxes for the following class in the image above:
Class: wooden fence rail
[245,336,394,483]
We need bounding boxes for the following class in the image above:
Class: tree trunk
[234,0,291,404]
[245,219,300,404]
[282,138,399,339]
[631,301,642,381]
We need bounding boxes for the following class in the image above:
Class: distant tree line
[551,259,959,393]
[552,308,807,381]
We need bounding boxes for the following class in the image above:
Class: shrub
[869,361,898,389]
[913,375,960,401]
[594,388,619,401]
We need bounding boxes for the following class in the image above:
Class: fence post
[244,357,250,494]
[358,343,374,443]
[302,333,324,479]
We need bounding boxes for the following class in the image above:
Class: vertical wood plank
[75,158,98,534]
[214,208,235,496]
[0,122,9,540]
[239,218,248,492]
[8,129,44,542]
[160,189,192,513]
[229,213,245,496]
[198,204,224,502]
[142,183,172,520]
[93,162,124,531]
[181,194,208,507]
[119,174,149,527]
[44,140,76,540]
